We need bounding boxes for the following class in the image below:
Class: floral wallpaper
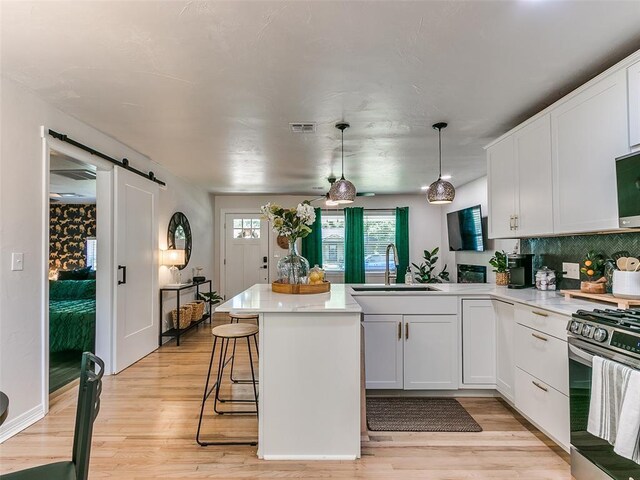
[49,204,96,271]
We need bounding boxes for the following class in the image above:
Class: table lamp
[162,249,186,285]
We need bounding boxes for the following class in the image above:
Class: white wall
[440,176,518,283]
[0,78,214,441]
[212,193,443,294]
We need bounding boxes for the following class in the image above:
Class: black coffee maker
[507,254,534,289]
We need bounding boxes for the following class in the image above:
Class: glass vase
[277,240,310,284]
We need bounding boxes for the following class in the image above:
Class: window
[320,210,396,273]
[86,237,97,270]
[233,218,261,239]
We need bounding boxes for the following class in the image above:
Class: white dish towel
[587,356,633,446]
[614,368,640,464]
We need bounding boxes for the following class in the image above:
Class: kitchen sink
[351,285,437,292]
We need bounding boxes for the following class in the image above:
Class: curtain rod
[320,208,400,212]
[48,129,166,187]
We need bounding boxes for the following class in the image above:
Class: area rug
[366,397,483,432]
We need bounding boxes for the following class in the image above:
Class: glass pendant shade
[426,122,455,205]
[426,178,455,204]
[329,176,356,203]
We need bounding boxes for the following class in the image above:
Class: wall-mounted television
[446,204,486,252]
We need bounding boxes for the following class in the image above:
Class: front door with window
[224,214,269,299]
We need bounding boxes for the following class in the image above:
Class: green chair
[0,352,104,480]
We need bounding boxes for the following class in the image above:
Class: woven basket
[171,305,193,330]
[186,300,205,321]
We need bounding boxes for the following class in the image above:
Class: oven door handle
[568,343,595,367]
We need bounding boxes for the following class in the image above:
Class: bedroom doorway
[48,151,99,393]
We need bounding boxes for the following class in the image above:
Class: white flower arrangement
[260,201,316,242]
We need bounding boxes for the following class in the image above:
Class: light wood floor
[1,316,572,479]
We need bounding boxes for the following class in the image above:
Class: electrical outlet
[563,262,580,280]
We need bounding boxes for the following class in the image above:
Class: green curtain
[301,207,323,268]
[395,207,410,284]
[344,207,365,284]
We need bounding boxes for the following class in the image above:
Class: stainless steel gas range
[567,308,640,480]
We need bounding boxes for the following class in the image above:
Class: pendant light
[329,122,356,204]
[426,122,455,204]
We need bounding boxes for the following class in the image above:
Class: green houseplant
[489,250,509,286]
[412,247,450,284]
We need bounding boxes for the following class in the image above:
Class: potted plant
[580,250,606,294]
[489,250,509,286]
[412,247,450,284]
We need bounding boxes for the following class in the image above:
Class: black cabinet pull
[118,265,127,285]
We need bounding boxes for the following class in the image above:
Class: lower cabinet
[363,314,458,390]
[494,300,515,402]
[362,315,403,389]
[462,299,496,385]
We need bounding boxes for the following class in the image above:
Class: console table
[159,280,213,346]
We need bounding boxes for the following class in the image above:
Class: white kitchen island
[215,283,362,460]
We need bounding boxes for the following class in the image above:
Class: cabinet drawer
[515,304,569,340]
[515,367,569,450]
[515,323,568,395]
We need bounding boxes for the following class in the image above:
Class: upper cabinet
[551,69,628,234]
[487,114,553,239]
[486,51,638,238]
[629,60,640,148]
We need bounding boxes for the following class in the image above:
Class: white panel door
[494,299,515,402]
[551,69,629,233]
[224,214,269,299]
[462,300,496,385]
[629,60,640,148]
[403,315,458,390]
[362,315,403,389]
[114,167,158,373]
[515,114,553,236]
[487,136,516,239]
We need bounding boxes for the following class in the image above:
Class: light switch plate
[563,262,580,280]
[11,252,24,271]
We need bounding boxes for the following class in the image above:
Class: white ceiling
[50,151,97,203]
[2,1,640,194]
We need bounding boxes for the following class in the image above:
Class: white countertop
[348,283,610,317]
[216,283,362,314]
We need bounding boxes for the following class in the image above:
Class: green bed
[49,280,96,353]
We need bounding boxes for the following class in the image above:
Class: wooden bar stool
[228,312,259,384]
[196,323,259,446]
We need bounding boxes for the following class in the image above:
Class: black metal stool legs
[196,332,258,446]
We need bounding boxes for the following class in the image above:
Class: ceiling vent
[51,169,96,181]
[289,123,316,133]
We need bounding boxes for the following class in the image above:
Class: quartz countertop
[215,283,362,314]
[348,283,609,317]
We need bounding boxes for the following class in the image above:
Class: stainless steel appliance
[507,253,534,289]
[616,151,640,228]
[567,308,640,480]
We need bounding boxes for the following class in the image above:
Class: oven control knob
[570,321,582,334]
[582,325,593,338]
[593,328,608,343]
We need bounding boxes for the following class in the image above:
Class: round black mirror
[167,212,192,270]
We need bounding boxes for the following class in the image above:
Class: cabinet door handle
[514,215,519,229]
[398,322,402,340]
[531,332,548,342]
[509,216,514,230]
[118,265,127,285]
[405,323,409,340]
[532,380,548,392]
[532,310,549,318]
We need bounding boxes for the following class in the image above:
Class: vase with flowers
[261,201,316,285]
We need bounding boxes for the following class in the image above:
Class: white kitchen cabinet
[494,299,515,402]
[487,136,517,239]
[462,299,496,385]
[629,60,640,148]
[403,315,458,390]
[551,68,629,233]
[362,315,403,389]
[514,114,553,236]
[486,114,553,238]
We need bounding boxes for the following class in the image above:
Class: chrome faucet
[385,243,399,285]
